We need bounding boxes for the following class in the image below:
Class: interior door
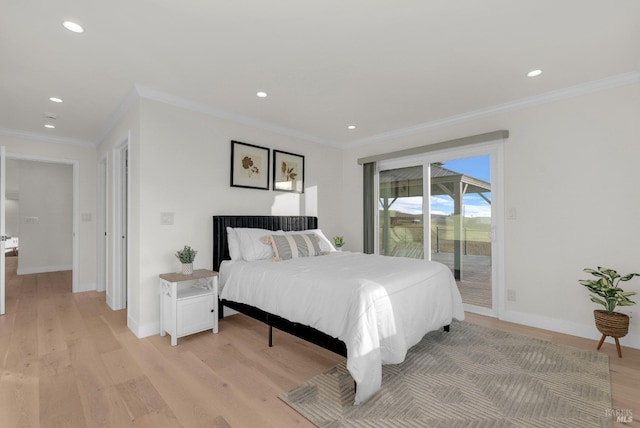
[1,146,6,315]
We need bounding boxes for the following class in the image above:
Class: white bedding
[219,251,465,404]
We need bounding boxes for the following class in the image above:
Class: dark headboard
[212,215,319,271]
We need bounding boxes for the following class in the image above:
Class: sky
[382,155,491,217]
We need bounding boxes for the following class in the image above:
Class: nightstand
[159,269,219,346]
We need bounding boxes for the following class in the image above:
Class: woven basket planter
[594,310,629,338]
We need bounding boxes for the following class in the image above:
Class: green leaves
[579,266,639,314]
[175,245,197,263]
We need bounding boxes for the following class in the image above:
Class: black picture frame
[230,140,270,190]
[273,150,304,193]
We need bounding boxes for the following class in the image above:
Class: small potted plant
[579,266,639,356]
[333,236,344,251]
[176,245,197,275]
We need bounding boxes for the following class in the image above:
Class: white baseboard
[128,307,238,339]
[17,264,73,275]
[75,282,95,292]
[222,307,238,317]
[500,310,640,350]
[128,315,160,339]
[106,294,117,310]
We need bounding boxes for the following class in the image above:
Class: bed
[213,215,465,404]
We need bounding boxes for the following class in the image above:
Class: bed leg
[269,325,273,347]
[443,325,450,332]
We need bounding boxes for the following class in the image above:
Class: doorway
[97,157,107,292]
[110,141,128,310]
[377,143,503,317]
[1,153,78,309]
[429,156,493,310]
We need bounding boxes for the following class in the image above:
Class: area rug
[281,321,612,427]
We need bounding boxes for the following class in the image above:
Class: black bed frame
[212,215,450,359]
[213,215,348,357]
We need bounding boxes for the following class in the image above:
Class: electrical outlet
[24,216,39,224]
[507,289,517,302]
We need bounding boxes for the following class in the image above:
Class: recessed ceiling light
[256,91,267,98]
[527,69,543,77]
[44,124,56,129]
[49,97,63,103]
[347,125,356,130]
[62,20,84,33]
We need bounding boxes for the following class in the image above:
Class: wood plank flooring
[0,256,638,427]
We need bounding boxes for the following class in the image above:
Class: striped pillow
[263,234,323,261]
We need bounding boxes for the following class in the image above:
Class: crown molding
[93,86,140,146]
[0,127,93,147]
[12,70,635,151]
[344,70,640,149]
[135,85,339,147]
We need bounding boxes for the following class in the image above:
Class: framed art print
[230,140,270,190]
[273,150,304,193]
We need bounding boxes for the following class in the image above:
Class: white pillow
[234,228,283,261]
[263,234,323,261]
[286,229,336,253]
[226,227,242,261]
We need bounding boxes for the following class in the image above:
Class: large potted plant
[579,266,639,356]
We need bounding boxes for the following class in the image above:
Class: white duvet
[219,251,465,404]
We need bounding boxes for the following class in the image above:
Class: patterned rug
[281,321,612,427]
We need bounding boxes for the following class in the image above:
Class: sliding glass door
[378,166,424,258]
[429,156,492,310]
[377,147,499,315]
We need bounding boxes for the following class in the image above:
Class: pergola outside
[379,163,491,280]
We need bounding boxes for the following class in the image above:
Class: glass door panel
[430,156,492,309]
[378,165,424,259]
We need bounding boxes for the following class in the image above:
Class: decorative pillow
[285,229,336,253]
[226,227,243,261]
[264,234,323,261]
[234,228,283,261]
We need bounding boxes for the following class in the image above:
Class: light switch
[82,213,92,222]
[160,212,174,225]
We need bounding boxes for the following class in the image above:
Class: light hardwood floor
[0,257,638,427]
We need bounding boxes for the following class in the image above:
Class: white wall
[0,136,97,291]
[15,160,73,274]
[342,82,640,349]
[97,98,141,315]
[5,159,20,237]
[4,200,19,238]
[100,97,344,337]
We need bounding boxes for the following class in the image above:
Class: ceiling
[2,0,639,148]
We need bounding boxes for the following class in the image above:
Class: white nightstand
[159,269,219,346]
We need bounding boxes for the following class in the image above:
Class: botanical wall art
[273,150,304,193]
[230,140,270,190]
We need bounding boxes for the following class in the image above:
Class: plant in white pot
[176,245,197,275]
[333,236,344,251]
[579,266,639,357]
